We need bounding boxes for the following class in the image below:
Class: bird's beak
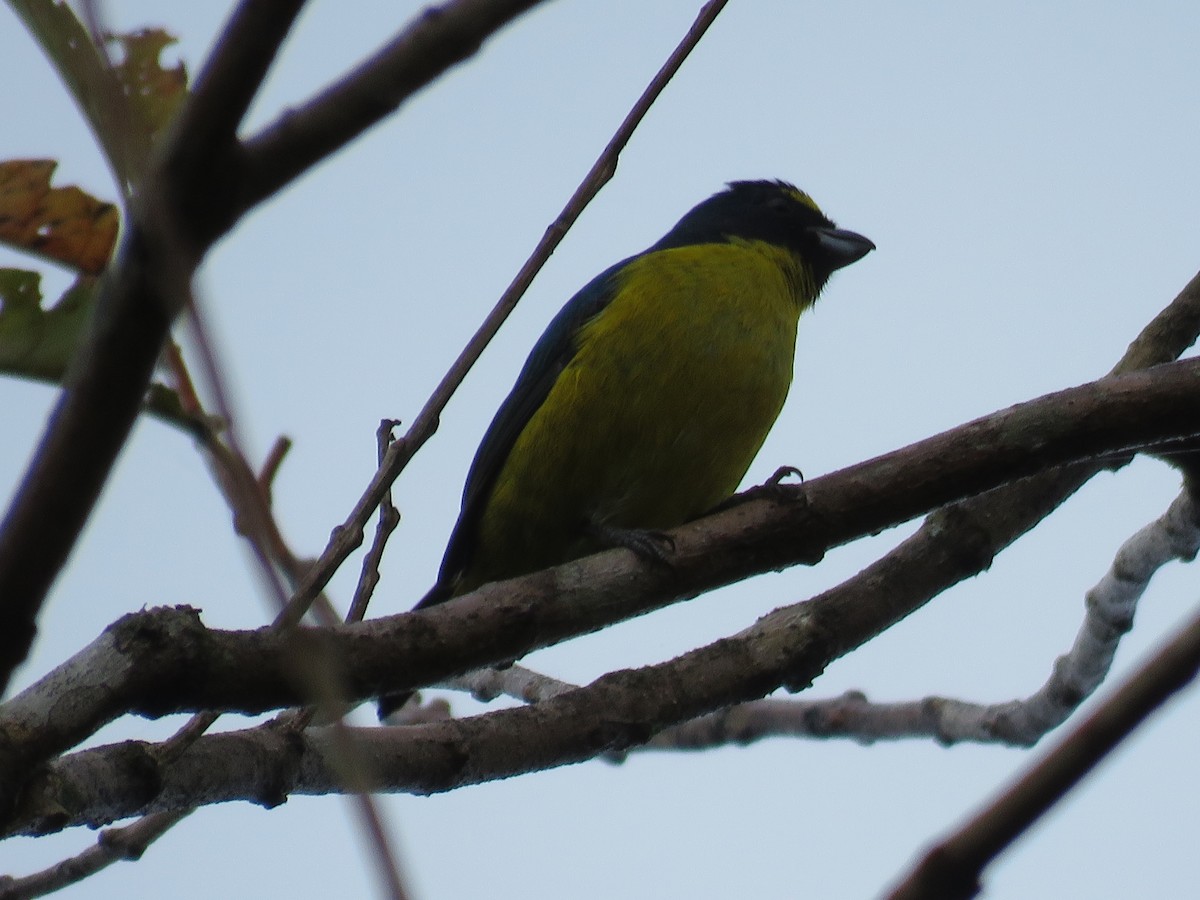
[813,227,875,270]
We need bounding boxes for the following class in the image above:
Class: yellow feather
[465,240,811,591]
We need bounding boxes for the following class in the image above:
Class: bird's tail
[413,579,453,609]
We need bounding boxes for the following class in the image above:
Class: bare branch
[0,809,190,899]
[169,1,306,165]
[885,595,1200,900]
[24,526,1200,837]
[440,663,575,705]
[0,230,178,694]
[349,420,404,622]
[643,485,1200,750]
[5,356,1200,836]
[257,435,293,505]
[351,793,409,900]
[0,362,1193,722]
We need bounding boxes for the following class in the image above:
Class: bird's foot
[763,464,805,487]
[758,468,806,496]
[710,466,806,514]
[746,465,807,505]
[586,519,676,566]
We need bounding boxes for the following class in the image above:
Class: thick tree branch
[0,231,174,696]
[642,484,1200,751]
[15,490,1200,837]
[176,1,305,158]
[3,357,1200,818]
[13,269,1191,834]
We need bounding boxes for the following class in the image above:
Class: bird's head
[653,179,874,291]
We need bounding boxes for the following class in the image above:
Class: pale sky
[2,3,1199,898]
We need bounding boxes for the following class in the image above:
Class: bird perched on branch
[422,179,873,607]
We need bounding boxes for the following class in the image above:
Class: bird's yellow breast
[465,240,810,589]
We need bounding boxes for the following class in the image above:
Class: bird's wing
[423,257,633,604]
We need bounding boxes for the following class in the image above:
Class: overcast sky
[2,2,1200,898]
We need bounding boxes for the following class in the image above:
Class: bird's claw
[765,465,804,486]
[709,465,806,514]
[587,520,676,566]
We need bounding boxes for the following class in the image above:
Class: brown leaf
[0,160,119,275]
[109,28,188,143]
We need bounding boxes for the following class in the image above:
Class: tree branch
[885,592,1200,900]
[4,357,1200,830]
[0,809,190,899]
[639,483,1200,751]
[20,499,1200,839]
[0,361,1185,720]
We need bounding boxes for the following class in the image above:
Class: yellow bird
[422,180,873,606]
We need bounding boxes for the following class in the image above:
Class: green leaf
[0,267,206,434]
[0,268,93,382]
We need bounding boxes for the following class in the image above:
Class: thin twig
[349,420,403,623]
[160,340,206,419]
[183,299,290,615]
[169,291,331,619]
[277,422,406,895]
[0,808,191,900]
[257,436,293,505]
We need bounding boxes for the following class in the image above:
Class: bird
[421,179,873,607]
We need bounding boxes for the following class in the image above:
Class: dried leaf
[11,5,188,186]
[108,28,188,144]
[0,160,119,275]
